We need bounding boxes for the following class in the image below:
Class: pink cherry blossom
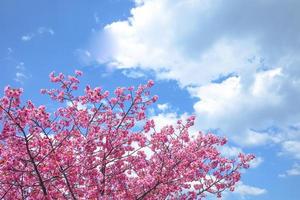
[0,70,254,199]
[75,70,83,76]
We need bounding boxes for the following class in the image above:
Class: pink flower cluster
[0,70,254,199]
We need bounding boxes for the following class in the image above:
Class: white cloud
[7,47,13,55]
[94,12,100,23]
[281,141,300,159]
[94,0,300,155]
[21,34,34,41]
[234,182,267,196]
[14,72,27,84]
[96,0,300,84]
[279,163,300,178]
[188,68,295,146]
[219,145,242,158]
[122,69,145,78]
[236,131,277,147]
[249,156,264,169]
[286,163,300,176]
[150,112,182,130]
[75,49,93,65]
[37,27,55,35]
[21,27,54,42]
[14,62,30,84]
[16,62,25,70]
[87,1,300,196]
[150,111,203,138]
[157,103,169,112]
[66,101,87,110]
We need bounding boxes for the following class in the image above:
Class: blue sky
[1,0,300,199]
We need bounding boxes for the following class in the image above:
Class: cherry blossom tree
[0,70,254,199]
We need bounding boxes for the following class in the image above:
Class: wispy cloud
[7,47,13,55]
[21,34,34,41]
[0,48,14,62]
[280,140,300,159]
[285,163,300,176]
[279,163,300,178]
[14,72,28,84]
[14,62,31,84]
[21,26,54,42]
[234,182,267,196]
[37,27,54,35]
[16,62,25,70]
[94,12,100,23]
[122,69,145,78]
[74,49,93,65]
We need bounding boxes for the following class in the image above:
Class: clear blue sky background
[1,1,300,199]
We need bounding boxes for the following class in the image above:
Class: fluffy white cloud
[234,182,267,196]
[188,67,300,146]
[97,0,300,84]
[150,112,187,131]
[96,0,263,86]
[94,0,300,151]
[157,103,170,112]
[219,145,242,158]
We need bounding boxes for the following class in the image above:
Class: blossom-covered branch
[0,70,254,199]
